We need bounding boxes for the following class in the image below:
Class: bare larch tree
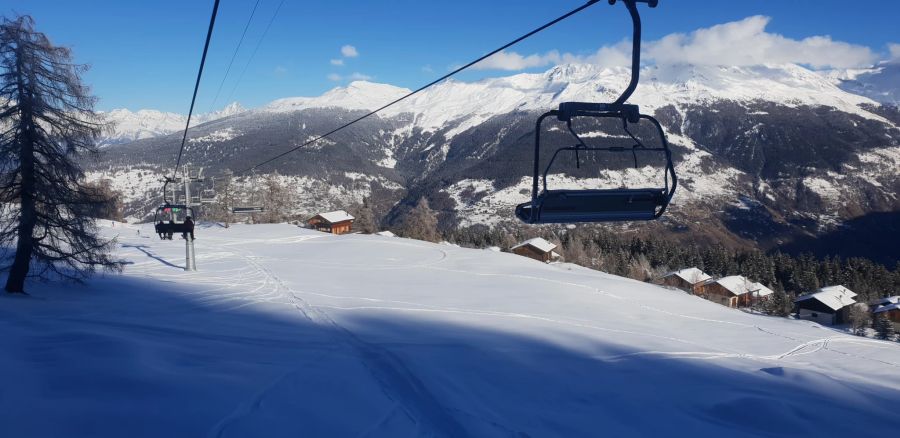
[0,16,120,293]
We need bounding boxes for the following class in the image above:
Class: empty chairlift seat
[515,103,677,224]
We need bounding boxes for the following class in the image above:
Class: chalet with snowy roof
[660,267,712,293]
[699,276,773,308]
[794,285,857,325]
[307,210,355,235]
[870,295,899,310]
[873,296,900,330]
[749,282,775,301]
[511,237,559,263]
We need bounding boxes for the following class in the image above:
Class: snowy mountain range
[93,62,900,264]
[98,102,246,147]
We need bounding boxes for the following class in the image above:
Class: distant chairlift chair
[515,0,677,224]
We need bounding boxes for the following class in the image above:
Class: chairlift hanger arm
[608,0,656,105]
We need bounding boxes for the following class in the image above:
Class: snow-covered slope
[2,222,898,436]
[829,62,900,106]
[98,102,246,147]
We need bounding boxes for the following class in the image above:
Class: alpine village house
[793,285,858,325]
[660,268,712,294]
[511,238,560,263]
[307,210,355,235]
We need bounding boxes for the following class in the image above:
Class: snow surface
[2,222,899,436]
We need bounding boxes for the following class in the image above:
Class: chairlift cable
[171,0,221,182]
[234,0,604,176]
[222,0,287,107]
[208,0,262,113]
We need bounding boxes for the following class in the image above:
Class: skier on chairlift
[183,216,195,241]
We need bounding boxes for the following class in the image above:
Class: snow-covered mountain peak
[98,103,247,147]
[265,81,411,113]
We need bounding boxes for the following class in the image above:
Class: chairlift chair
[199,177,217,203]
[232,172,265,214]
[153,203,196,240]
[515,0,675,224]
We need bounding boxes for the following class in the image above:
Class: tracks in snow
[209,237,469,438]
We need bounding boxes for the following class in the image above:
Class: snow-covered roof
[872,296,899,306]
[511,237,557,254]
[817,285,857,299]
[795,286,857,311]
[750,282,775,297]
[707,276,755,296]
[375,231,396,237]
[663,267,712,284]
[874,303,900,313]
[313,210,355,224]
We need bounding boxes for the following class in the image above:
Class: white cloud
[330,58,344,66]
[327,72,372,82]
[473,50,561,71]
[471,16,878,72]
[642,16,876,69]
[341,45,359,58]
[889,43,900,61]
[348,72,372,81]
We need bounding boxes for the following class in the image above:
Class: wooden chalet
[511,237,559,263]
[793,285,857,325]
[660,267,712,294]
[307,210,355,235]
[873,296,900,330]
[698,276,773,308]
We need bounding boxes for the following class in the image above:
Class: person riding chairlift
[156,220,165,240]
[183,216,195,241]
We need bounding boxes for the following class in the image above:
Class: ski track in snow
[202,234,468,437]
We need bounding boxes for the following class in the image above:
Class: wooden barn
[511,238,559,263]
[659,267,712,294]
[307,210,355,235]
[794,285,857,325]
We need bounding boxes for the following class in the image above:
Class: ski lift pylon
[515,0,676,224]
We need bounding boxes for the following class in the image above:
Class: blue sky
[4,0,898,113]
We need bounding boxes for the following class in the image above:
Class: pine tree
[350,197,377,234]
[873,312,895,341]
[399,197,440,242]
[214,170,235,228]
[1,16,120,292]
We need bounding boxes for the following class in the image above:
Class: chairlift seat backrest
[516,188,667,223]
[232,206,265,214]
